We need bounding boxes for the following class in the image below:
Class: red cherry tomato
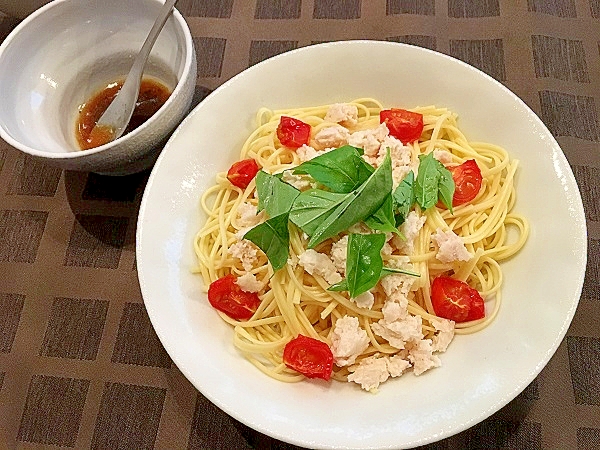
[227,159,260,190]
[207,274,261,320]
[276,116,311,148]
[450,159,482,206]
[283,335,333,380]
[431,276,485,323]
[379,108,424,144]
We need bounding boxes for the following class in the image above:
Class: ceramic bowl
[0,0,196,175]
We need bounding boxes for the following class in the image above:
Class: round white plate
[137,41,587,449]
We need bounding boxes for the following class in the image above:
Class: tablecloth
[0,1,598,449]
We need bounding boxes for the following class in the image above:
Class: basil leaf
[414,153,441,210]
[364,195,398,234]
[356,158,376,184]
[328,239,420,296]
[392,170,415,225]
[293,145,373,193]
[345,233,386,298]
[437,165,455,214]
[292,150,392,248]
[414,153,456,213]
[287,189,348,237]
[243,213,290,270]
[255,170,300,218]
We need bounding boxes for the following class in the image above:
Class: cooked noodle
[193,98,529,385]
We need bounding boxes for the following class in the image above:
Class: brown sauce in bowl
[76,77,172,150]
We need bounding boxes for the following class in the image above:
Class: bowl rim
[0,0,195,160]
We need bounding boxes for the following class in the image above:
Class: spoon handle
[130,0,179,80]
[95,0,178,139]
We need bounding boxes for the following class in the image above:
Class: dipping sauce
[75,77,172,150]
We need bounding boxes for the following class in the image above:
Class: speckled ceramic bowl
[0,0,196,175]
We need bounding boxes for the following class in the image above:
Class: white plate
[137,41,587,449]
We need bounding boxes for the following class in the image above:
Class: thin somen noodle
[193,98,528,391]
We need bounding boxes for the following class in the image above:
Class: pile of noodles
[193,98,529,383]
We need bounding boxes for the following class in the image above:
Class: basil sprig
[365,194,399,234]
[392,171,415,226]
[255,170,300,218]
[289,149,392,247]
[243,171,300,270]
[243,213,290,270]
[293,145,373,193]
[329,233,420,298]
[242,147,454,278]
[414,152,455,213]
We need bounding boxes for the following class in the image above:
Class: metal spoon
[92,0,178,143]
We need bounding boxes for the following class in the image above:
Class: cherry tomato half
[450,159,482,206]
[227,159,260,190]
[207,274,261,320]
[379,108,424,144]
[431,276,485,323]
[276,116,311,148]
[283,334,333,380]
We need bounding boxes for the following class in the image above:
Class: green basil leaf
[287,189,349,237]
[414,153,456,213]
[255,170,300,218]
[356,158,376,184]
[364,195,399,234]
[345,233,386,298]
[243,213,290,271]
[414,153,441,210]
[392,170,415,226]
[437,165,455,214]
[293,150,392,248]
[293,145,373,193]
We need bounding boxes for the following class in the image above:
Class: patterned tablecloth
[0,1,599,449]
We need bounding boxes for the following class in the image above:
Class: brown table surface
[1,1,599,449]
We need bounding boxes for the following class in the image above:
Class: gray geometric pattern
[527,0,577,17]
[539,91,600,141]
[532,35,589,82]
[387,0,435,15]
[448,0,499,18]
[449,39,506,81]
